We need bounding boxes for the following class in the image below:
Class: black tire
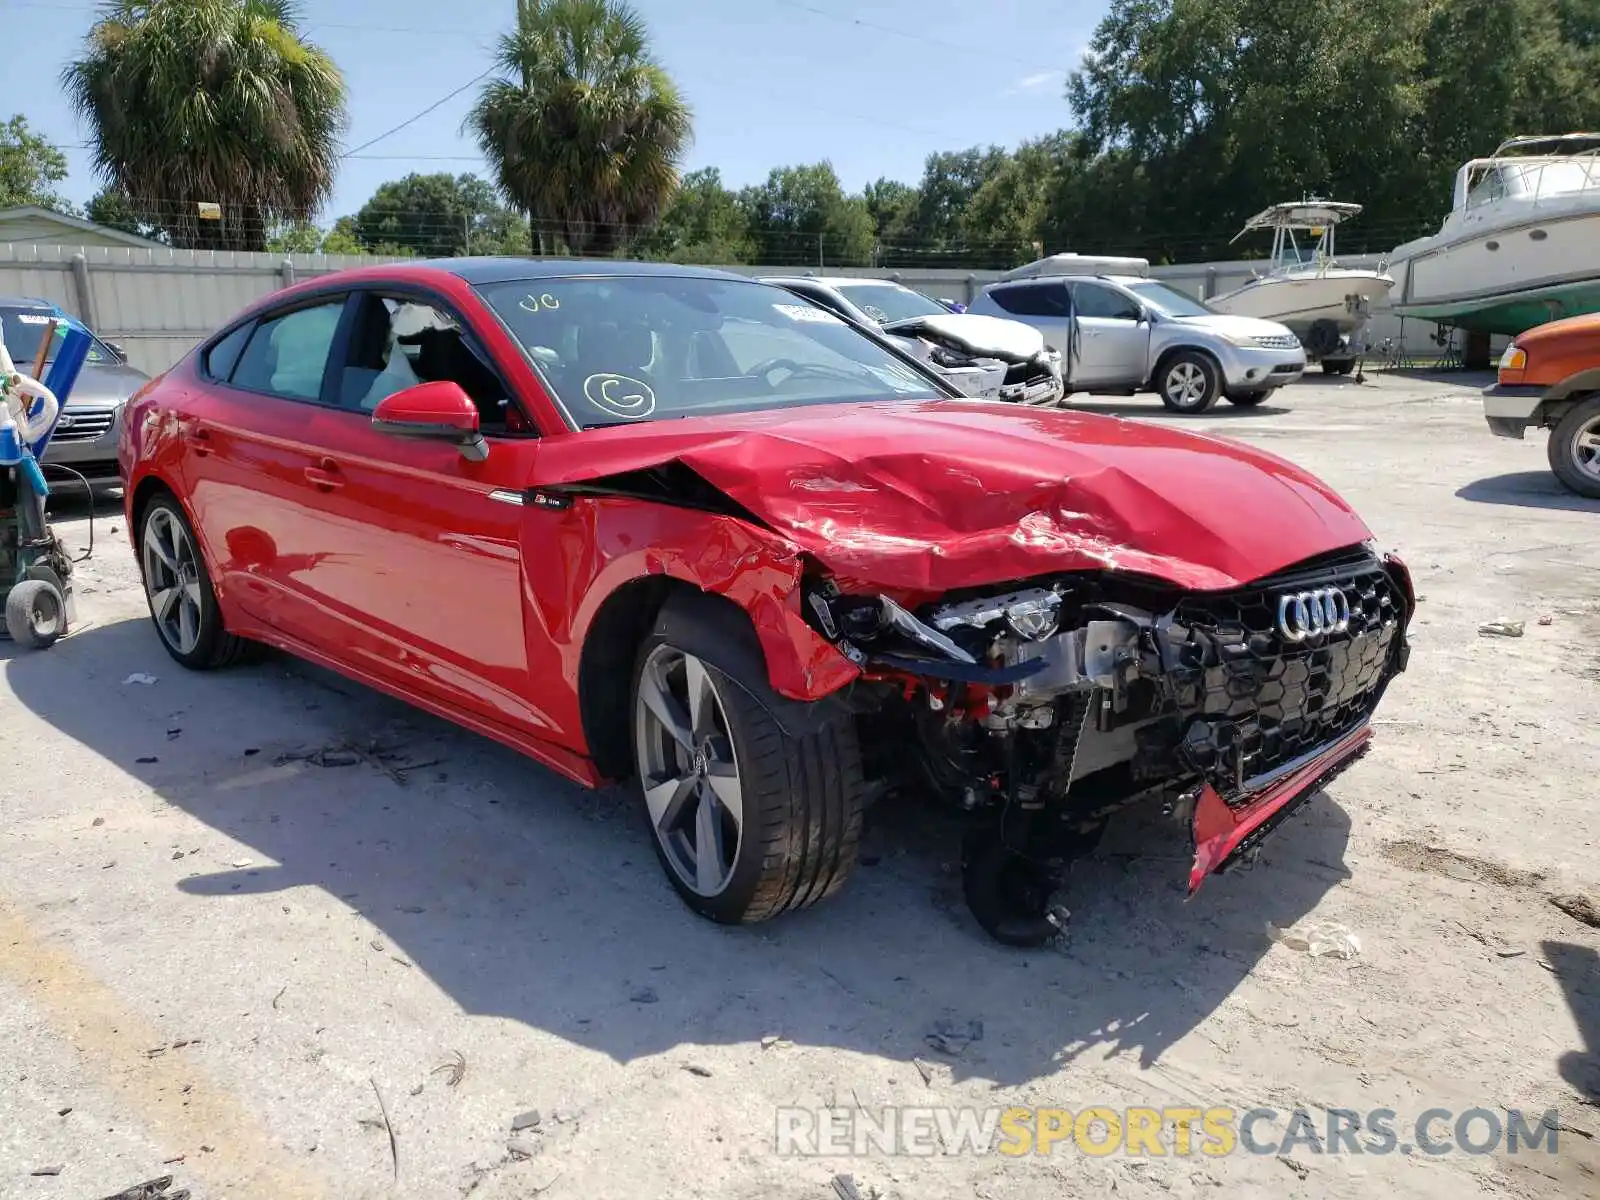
[1225,389,1272,407]
[5,579,65,649]
[1156,351,1222,413]
[1321,358,1355,376]
[631,593,864,925]
[961,823,1061,947]
[1547,394,1600,499]
[136,492,252,669]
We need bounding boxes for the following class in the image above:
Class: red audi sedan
[119,259,1413,945]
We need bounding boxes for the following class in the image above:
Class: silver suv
[968,273,1307,413]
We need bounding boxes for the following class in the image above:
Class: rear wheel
[138,494,250,669]
[1321,358,1355,375]
[631,597,864,925]
[1157,352,1221,413]
[1548,395,1600,499]
[1225,389,1272,407]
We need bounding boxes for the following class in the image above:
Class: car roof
[990,274,1144,288]
[763,275,911,290]
[0,295,60,310]
[424,257,756,286]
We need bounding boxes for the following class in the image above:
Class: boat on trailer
[1208,201,1393,372]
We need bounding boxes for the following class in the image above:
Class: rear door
[182,293,355,638]
[1070,282,1151,388]
[282,287,550,735]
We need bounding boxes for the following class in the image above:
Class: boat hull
[1210,271,1393,335]
[1388,205,1600,336]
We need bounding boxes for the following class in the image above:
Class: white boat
[1386,133,1600,336]
[1209,202,1393,360]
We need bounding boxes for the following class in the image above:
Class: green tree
[62,0,347,252]
[862,177,919,246]
[320,216,365,255]
[961,133,1079,267]
[634,167,752,263]
[467,0,691,256]
[911,146,1010,253]
[738,162,875,267]
[352,172,523,258]
[265,220,324,254]
[0,115,72,211]
[85,187,166,241]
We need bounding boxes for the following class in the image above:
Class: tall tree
[737,162,875,267]
[0,115,72,212]
[862,177,919,246]
[468,0,691,256]
[62,0,347,251]
[912,146,1010,252]
[85,187,165,241]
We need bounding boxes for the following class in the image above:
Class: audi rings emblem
[1276,587,1351,641]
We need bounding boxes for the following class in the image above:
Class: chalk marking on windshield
[774,303,842,325]
[518,293,561,314]
[583,373,656,419]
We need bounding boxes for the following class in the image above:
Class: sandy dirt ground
[1,369,1597,1200]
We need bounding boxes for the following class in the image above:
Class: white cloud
[1005,70,1066,97]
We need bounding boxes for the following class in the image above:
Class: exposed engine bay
[881,313,1063,406]
[804,543,1414,944]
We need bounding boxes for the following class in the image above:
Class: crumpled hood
[531,400,1372,595]
[879,313,1048,363]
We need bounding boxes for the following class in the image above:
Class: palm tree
[468,0,692,257]
[62,0,346,251]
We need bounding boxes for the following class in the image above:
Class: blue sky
[7,0,1106,221]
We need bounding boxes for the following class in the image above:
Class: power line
[767,0,1069,75]
[340,68,494,159]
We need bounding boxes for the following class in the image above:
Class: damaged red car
[118,260,1414,945]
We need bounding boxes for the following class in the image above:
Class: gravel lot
[2,369,1597,1200]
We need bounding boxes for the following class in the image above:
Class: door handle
[184,425,212,456]
[303,458,344,492]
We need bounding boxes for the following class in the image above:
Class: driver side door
[1071,282,1151,388]
[285,288,554,736]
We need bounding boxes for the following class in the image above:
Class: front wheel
[1225,389,1272,407]
[631,598,865,925]
[1157,352,1221,413]
[1321,358,1355,376]
[1548,395,1600,499]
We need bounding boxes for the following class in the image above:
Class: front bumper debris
[1187,721,1373,894]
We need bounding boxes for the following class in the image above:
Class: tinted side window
[204,322,254,381]
[229,301,346,401]
[987,283,1070,317]
[1074,283,1142,321]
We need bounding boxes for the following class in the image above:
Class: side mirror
[371,380,488,462]
[105,340,127,361]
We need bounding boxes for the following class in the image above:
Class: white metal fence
[1,241,1460,379]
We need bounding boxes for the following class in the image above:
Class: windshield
[1124,281,1214,319]
[832,282,949,324]
[477,275,944,428]
[0,306,117,366]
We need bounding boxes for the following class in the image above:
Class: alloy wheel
[142,506,205,656]
[633,644,744,898]
[1165,361,1208,408]
[1573,414,1600,481]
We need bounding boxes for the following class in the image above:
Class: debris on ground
[272,985,287,1010]
[911,1057,937,1086]
[760,1033,794,1050]
[230,859,252,869]
[123,673,158,685]
[924,1018,984,1057]
[832,1174,865,1200]
[30,1164,64,1176]
[100,1175,190,1199]
[1551,894,1600,929]
[629,987,658,1004]
[166,728,182,740]
[681,1063,712,1077]
[507,1138,542,1160]
[1538,614,1554,626]
[1277,1155,1311,1180]
[369,1077,398,1179]
[511,1110,542,1132]
[1477,621,1525,638]
[1268,921,1362,959]
[135,756,158,764]
[276,737,440,785]
[431,1049,467,1088]
[92,817,105,826]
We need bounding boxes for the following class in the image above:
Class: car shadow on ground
[7,617,1353,1087]
[1456,472,1600,513]
[1064,397,1294,420]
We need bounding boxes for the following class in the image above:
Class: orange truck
[1483,312,1600,498]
